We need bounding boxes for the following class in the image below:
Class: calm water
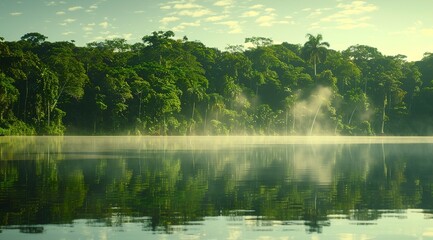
[1,136,433,240]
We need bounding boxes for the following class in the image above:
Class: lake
[1,136,433,239]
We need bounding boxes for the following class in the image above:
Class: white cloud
[62,31,74,35]
[250,4,264,9]
[123,33,133,40]
[85,5,97,13]
[10,12,23,16]
[46,1,66,6]
[160,16,180,24]
[68,6,83,11]
[336,1,377,15]
[214,0,233,7]
[64,18,76,23]
[205,15,228,22]
[82,24,94,31]
[173,20,201,32]
[56,11,65,15]
[134,10,145,14]
[160,5,171,10]
[314,0,377,30]
[106,34,120,39]
[241,11,259,17]
[99,21,109,29]
[217,21,242,34]
[391,21,433,37]
[173,3,201,9]
[256,15,275,27]
[178,9,212,17]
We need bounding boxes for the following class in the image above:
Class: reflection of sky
[1,210,433,239]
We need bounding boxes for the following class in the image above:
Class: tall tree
[301,34,330,76]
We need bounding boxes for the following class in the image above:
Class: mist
[290,86,335,135]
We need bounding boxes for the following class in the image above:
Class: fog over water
[2,136,433,239]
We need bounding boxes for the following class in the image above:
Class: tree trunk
[348,106,358,125]
[138,92,142,119]
[292,108,296,134]
[310,102,322,135]
[189,102,196,134]
[24,79,29,122]
[314,58,317,76]
[381,94,387,135]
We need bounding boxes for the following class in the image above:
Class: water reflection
[1,136,433,238]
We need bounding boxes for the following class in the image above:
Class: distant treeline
[1,31,433,135]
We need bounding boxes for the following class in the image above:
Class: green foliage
[1,31,433,135]
[301,34,330,76]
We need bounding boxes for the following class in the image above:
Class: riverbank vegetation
[1,31,433,135]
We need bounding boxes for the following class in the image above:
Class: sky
[1,0,433,61]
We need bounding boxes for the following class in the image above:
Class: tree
[301,34,330,76]
[245,37,273,48]
[0,73,19,121]
[368,56,404,134]
[20,32,48,45]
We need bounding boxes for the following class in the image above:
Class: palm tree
[302,34,330,76]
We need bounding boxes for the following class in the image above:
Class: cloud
[160,5,171,10]
[46,1,66,6]
[173,20,201,32]
[205,15,228,22]
[56,11,65,15]
[134,10,145,14]
[99,21,109,29]
[216,21,242,34]
[10,12,23,16]
[64,18,76,23]
[336,1,377,15]
[265,8,275,13]
[83,26,93,32]
[256,15,275,27]
[123,33,133,40]
[313,0,377,30]
[62,31,74,35]
[241,11,259,17]
[178,9,212,17]
[254,11,291,27]
[391,21,433,37]
[85,5,97,13]
[214,0,233,7]
[250,4,264,9]
[160,16,180,24]
[173,3,201,9]
[82,23,94,32]
[68,6,83,11]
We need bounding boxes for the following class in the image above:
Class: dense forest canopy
[1,31,433,136]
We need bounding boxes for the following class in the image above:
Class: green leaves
[1,31,433,135]
[302,34,330,76]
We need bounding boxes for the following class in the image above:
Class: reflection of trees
[1,140,433,233]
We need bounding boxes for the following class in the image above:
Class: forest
[1,31,433,136]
